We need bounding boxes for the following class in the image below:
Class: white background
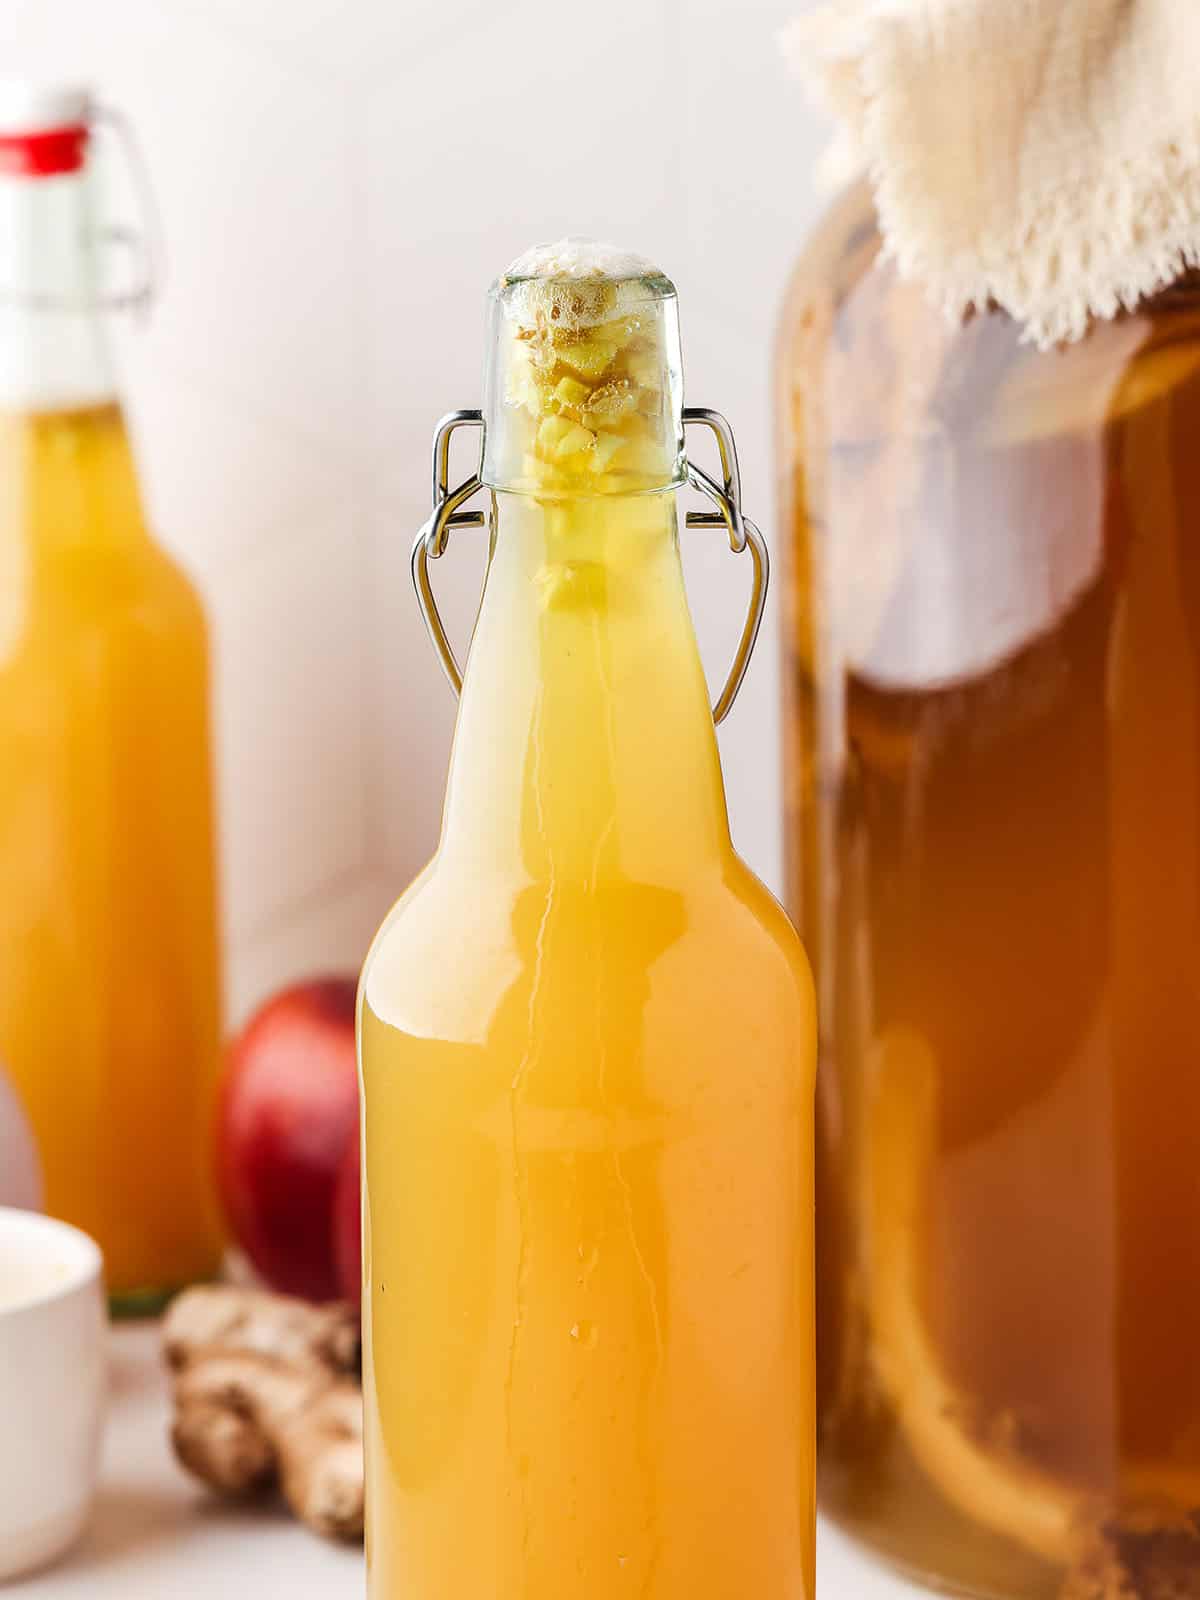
[5,12,922,1595]
[5,0,828,1024]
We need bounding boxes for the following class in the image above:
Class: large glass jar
[778,181,1200,1598]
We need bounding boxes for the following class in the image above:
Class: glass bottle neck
[0,169,116,413]
[438,489,733,884]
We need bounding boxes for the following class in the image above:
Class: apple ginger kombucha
[362,245,817,1600]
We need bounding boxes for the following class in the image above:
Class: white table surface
[12,1324,925,1597]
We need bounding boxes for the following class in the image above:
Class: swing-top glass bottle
[359,242,818,1600]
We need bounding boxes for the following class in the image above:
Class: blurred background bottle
[0,83,223,1312]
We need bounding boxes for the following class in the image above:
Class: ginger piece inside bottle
[487,243,682,497]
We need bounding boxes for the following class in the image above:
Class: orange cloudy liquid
[779,184,1200,1596]
[361,480,816,1598]
[0,402,224,1302]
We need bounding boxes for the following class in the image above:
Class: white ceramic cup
[0,1207,106,1581]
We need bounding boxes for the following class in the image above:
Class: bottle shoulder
[138,538,209,627]
[361,857,815,1058]
[723,853,814,979]
[0,401,208,622]
[364,855,808,964]
[48,540,207,648]
[364,870,819,1107]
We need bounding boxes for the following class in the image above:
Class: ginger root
[164,1286,363,1542]
[164,1284,360,1374]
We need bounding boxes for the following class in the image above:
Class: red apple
[218,976,359,1302]
[332,1127,362,1306]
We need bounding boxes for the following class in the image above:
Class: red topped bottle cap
[0,81,91,177]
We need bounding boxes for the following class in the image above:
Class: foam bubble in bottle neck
[482,236,685,497]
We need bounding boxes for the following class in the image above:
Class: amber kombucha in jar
[777,181,1200,1599]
